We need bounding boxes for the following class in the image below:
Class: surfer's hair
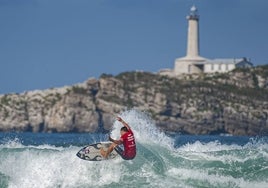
[120,126,128,132]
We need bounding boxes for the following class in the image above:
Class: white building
[203,58,253,73]
[159,6,253,76]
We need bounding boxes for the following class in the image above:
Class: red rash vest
[120,129,136,158]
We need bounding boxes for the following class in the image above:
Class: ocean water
[0,110,268,188]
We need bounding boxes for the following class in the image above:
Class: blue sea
[0,110,268,188]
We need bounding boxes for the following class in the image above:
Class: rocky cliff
[1,65,268,135]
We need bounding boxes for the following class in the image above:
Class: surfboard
[76,142,118,161]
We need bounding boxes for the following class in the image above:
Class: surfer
[100,117,136,160]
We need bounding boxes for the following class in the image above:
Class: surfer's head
[120,126,128,134]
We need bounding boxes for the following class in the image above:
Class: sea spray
[110,109,173,148]
[109,109,172,176]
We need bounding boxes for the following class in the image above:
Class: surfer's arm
[117,117,131,131]
[109,136,123,145]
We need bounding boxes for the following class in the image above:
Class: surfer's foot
[100,148,107,158]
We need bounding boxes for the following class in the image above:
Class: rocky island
[0,65,268,136]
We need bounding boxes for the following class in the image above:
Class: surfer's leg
[100,143,117,158]
[114,146,125,159]
[100,148,106,158]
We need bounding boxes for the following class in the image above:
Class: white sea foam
[0,139,267,188]
[0,145,126,188]
[0,110,268,188]
[167,167,268,188]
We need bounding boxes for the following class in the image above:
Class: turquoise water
[0,110,268,188]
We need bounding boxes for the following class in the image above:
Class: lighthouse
[186,5,200,58]
[158,5,253,77]
[174,5,207,75]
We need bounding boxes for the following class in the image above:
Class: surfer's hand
[108,136,113,142]
[117,117,122,122]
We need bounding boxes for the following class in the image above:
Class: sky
[0,0,268,94]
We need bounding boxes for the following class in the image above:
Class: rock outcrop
[1,65,268,135]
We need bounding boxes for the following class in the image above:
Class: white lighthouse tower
[174,5,207,75]
[186,5,200,58]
